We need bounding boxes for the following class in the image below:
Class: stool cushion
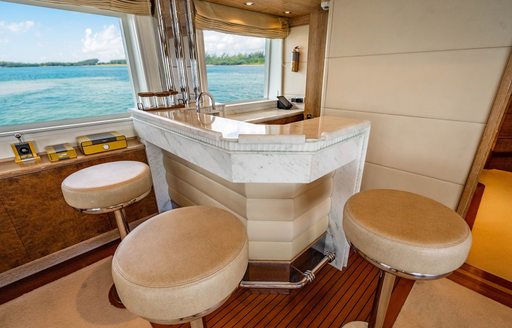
[343,189,471,276]
[112,206,248,324]
[61,161,152,209]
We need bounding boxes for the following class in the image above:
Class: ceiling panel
[206,0,322,18]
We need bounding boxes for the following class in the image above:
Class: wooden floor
[157,252,411,328]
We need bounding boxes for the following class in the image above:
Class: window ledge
[0,116,135,160]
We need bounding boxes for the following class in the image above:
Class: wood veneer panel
[304,7,328,119]
[0,205,29,271]
[0,145,158,273]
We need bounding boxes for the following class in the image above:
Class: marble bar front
[131,108,370,271]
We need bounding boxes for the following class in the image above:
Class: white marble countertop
[130,108,369,148]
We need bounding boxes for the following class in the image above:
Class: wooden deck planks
[194,252,385,328]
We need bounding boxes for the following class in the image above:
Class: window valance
[35,0,152,16]
[194,0,289,39]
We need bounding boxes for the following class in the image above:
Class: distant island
[205,52,264,65]
[1,52,265,68]
[0,58,127,68]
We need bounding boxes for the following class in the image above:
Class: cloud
[0,20,35,33]
[203,31,265,56]
[81,24,125,62]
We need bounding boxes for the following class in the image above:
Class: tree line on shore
[0,58,127,68]
[205,52,264,65]
[1,52,265,68]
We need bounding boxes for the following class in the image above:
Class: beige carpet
[2,258,512,328]
[466,169,512,281]
[394,278,512,328]
[0,257,149,328]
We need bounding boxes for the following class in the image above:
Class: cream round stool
[112,206,248,327]
[342,189,472,328]
[61,160,152,239]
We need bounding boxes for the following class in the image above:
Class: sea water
[0,65,264,127]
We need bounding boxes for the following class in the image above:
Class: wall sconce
[291,46,300,72]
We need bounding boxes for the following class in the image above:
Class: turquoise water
[0,66,134,127]
[207,65,264,103]
[0,65,265,127]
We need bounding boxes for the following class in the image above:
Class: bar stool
[342,189,472,328]
[61,160,152,239]
[111,206,248,327]
[61,160,153,306]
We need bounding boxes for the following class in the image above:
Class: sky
[203,30,265,56]
[0,1,126,63]
[0,1,265,63]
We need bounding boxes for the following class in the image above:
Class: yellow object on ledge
[45,143,77,162]
[76,131,127,155]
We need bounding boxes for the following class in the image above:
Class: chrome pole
[169,0,191,104]
[184,0,202,99]
[154,0,175,91]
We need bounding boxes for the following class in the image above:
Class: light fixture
[244,1,255,5]
[283,11,291,14]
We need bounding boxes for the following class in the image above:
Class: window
[202,30,269,104]
[0,1,135,129]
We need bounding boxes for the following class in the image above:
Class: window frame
[0,1,162,159]
[197,29,282,105]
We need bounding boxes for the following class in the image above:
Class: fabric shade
[35,0,152,16]
[194,0,289,39]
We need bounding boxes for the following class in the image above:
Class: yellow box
[45,143,77,162]
[11,141,40,163]
[76,131,127,155]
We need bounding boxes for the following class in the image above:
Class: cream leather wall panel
[249,216,329,261]
[329,0,512,57]
[324,48,509,123]
[168,169,332,222]
[285,25,309,63]
[284,64,307,97]
[164,153,334,261]
[362,163,463,209]
[323,0,512,209]
[324,108,485,185]
[284,25,309,98]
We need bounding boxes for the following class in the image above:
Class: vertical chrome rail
[169,0,191,104]
[154,0,175,91]
[184,0,201,99]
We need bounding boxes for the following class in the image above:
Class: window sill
[0,116,135,160]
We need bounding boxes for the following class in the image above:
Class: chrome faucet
[195,91,216,114]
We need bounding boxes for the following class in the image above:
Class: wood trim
[383,278,415,328]
[457,50,512,217]
[289,14,310,27]
[304,7,328,119]
[464,182,485,230]
[447,263,512,308]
